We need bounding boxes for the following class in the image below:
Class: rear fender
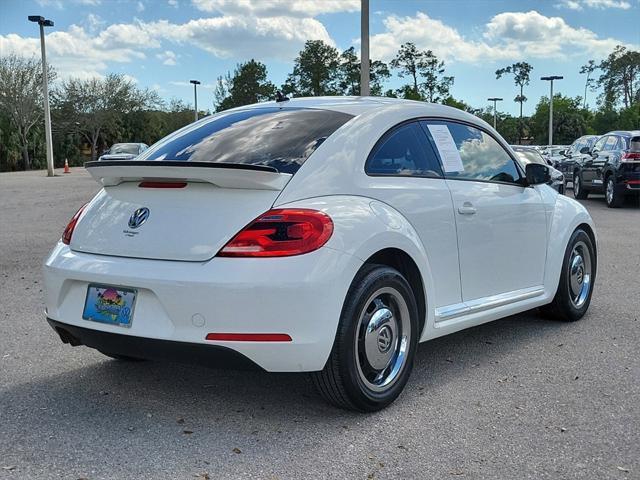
[275,195,435,341]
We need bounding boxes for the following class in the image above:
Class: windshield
[137,107,354,174]
[514,150,546,165]
[110,144,140,155]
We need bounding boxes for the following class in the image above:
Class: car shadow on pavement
[2,311,570,428]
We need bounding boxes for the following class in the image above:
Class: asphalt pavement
[0,168,638,479]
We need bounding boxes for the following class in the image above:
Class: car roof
[605,130,640,137]
[221,96,483,123]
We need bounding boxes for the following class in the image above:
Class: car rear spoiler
[84,161,292,190]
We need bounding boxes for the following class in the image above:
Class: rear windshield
[137,107,354,174]
[110,144,139,154]
[514,149,546,165]
[629,136,640,152]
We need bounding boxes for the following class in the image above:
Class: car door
[583,136,608,188]
[365,121,462,309]
[421,119,547,302]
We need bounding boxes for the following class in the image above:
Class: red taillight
[217,208,333,257]
[205,333,292,342]
[622,152,640,161]
[138,181,187,188]
[62,203,88,245]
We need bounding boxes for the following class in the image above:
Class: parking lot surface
[1,169,638,479]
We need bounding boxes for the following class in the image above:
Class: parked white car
[98,142,148,161]
[44,97,597,411]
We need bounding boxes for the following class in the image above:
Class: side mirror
[525,163,551,186]
[579,146,590,154]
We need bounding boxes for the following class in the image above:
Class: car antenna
[275,91,289,103]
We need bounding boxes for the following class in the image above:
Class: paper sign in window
[427,124,464,173]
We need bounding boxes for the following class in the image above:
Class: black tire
[573,173,589,199]
[605,175,623,208]
[540,229,596,322]
[312,264,419,412]
[99,350,145,361]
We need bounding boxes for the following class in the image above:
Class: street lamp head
[28,16,54,27]
[541,76,563,81]
[190,80,201,85]
[487,97,503,102]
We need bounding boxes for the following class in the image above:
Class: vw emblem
[377,325,392,353]
[128,207,150,229]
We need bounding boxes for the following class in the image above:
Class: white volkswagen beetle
[44,97,597,411]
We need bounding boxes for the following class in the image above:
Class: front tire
[312,265,419,412]
[541,229,596,322]
[573,173,589,200]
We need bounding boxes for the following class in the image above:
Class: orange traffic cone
[63,158,70,174]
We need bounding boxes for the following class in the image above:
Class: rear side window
[630,137,640,152]
[424,121,521,184]
[366,122,443,177]
[137,107,354,174]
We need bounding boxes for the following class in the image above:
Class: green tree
[53,74,159,161]
[496,62,533,143]
[579,59,598,109]
[390,42,422,99]
[420,50,454,103]
[283,40,340,96]
[337,46,390,96]
[0,54,56,170]
[530,94,591,144]
[214,60,276,111]
[597,45,640,109]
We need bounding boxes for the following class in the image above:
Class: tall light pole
[190,79,201,122]
[360,0,370,96]
[28,15,54,177]
[541,75,563,146]
[487,97,503,129]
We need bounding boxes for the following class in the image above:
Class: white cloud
[484,10,631,58]
[369,10,635,65]
[169,80,216,89]
[156,50,178,65]
[369,12,516,63]
[136,1,145,12]
[36,0,102,7]
[155,16,333,59]
[191,0,359,17]
[0,9,335,80]
[556,0,631,9]
[168,0,178,6]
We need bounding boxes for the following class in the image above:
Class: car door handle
[458,202,477,215]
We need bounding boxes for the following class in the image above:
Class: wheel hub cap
[568,242,592,308]
[355,287,411,392]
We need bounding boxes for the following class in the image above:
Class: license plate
[82,284,137,327]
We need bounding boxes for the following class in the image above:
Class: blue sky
[1,0,639,115]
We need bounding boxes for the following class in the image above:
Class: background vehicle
[44,97,597,411]
[573,130,640,207]
[511,146,565,193]
[98,142,149,161]
[558,135,599,186]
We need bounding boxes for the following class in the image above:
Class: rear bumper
[43,243,363,372]
[48,318,263,370]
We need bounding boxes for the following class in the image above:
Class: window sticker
[427,124,464,173]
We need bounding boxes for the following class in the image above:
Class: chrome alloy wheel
[568,240,592,309]
[606,178,614,205]
[355,287,411,392]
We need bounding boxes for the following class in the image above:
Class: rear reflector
[139,181,187,188]
[217,208,333,257]
[206,333,292,342]
[62,203,88,245]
